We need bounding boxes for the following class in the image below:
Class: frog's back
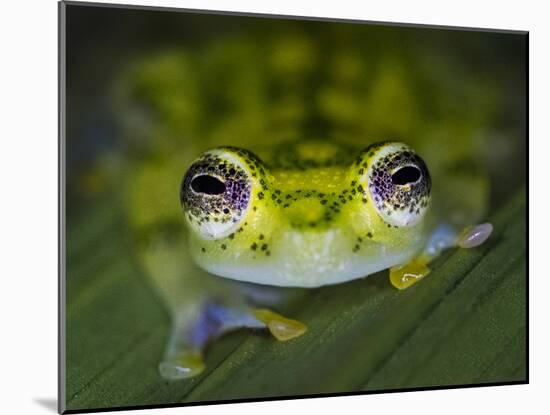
[256,140,358,172]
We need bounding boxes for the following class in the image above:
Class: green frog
[114,34,497,381]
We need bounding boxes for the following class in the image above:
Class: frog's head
[180,142,432,287]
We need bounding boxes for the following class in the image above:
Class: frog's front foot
[456,223,493,248]
[389,255,431,290]
[389,222,493,290]
[159,301,306,380]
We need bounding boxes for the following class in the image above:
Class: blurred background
[64,3,526,411]
[66,5,526,208]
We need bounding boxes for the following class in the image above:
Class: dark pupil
[391,166,422,185]
[191,175,226,195]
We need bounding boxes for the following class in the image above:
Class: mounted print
[59,1,528,413]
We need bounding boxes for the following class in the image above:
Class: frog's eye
[180,148,254,239]
[361,142,431,227]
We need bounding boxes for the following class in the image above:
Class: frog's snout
[285,198,329,229]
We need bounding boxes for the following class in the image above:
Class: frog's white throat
[192,229,422,288]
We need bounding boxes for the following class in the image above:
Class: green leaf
[65,190,526,411]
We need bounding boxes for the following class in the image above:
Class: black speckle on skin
[251,242,257,251]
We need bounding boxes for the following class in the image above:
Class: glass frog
[115,34,501,381]
[139,139,492,381]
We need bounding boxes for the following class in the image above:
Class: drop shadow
[34,398,57,413]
